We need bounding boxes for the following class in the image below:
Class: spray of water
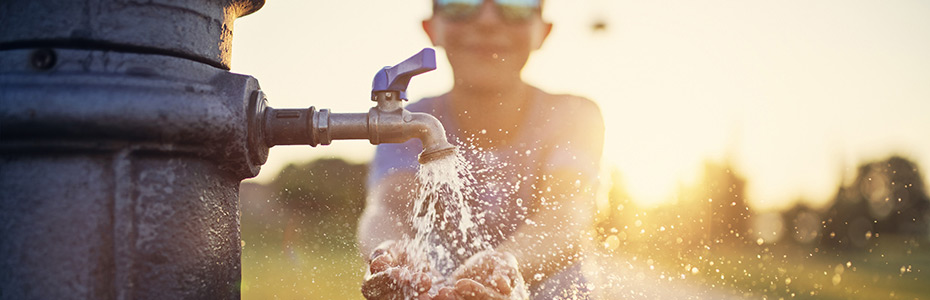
[403,148,528,298]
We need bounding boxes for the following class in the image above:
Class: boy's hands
[362,241,434,300]
[363,242,527,300]
[434,250,528,300]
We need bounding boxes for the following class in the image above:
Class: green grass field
[589,236,929,299]
[242,242,367,299]
[242,238,928,299]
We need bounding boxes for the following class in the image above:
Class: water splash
[404,148,528,298]
[406,149,483,274]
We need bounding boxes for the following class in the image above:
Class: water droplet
[604,235,620,250]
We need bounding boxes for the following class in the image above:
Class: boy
[359,1,604,298]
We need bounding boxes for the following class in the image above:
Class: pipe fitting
[367,92,455,163]
[406,111,457,164]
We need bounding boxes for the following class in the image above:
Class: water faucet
[255,48,455,164]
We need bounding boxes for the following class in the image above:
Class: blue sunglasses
[434,0,542,23]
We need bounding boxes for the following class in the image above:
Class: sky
[231,0,930,211]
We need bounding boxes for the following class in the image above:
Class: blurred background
[231,0,930,298]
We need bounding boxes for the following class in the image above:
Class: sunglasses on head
[434,0,541,23]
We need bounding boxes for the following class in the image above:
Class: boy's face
[423,0,552,89]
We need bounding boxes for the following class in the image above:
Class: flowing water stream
[404,148,529,299]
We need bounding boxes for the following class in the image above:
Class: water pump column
[0,0,265,299]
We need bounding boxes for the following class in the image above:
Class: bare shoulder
[536,89,604,124]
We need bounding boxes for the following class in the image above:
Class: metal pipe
[330,113,370,141]
[261,93,455,164]
[260,48,456,164]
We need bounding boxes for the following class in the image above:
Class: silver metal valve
[256,48,455,164]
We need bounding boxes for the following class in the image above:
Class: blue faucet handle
[371,48,437,101]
